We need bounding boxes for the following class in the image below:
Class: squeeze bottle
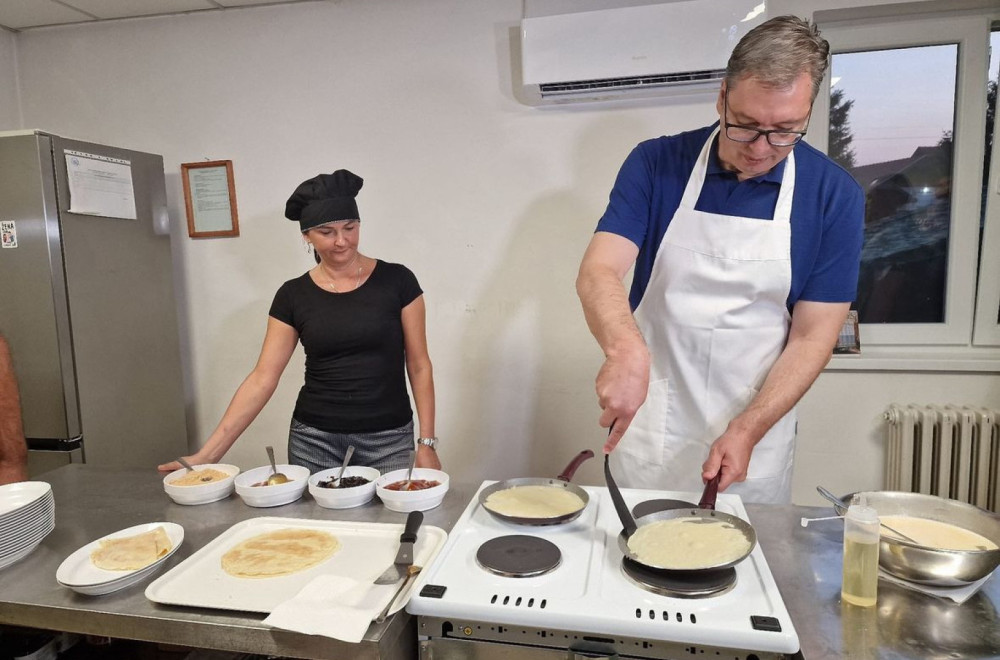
[841,494,880,607]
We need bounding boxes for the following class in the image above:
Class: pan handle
[557,449,595,482]
[698,474,720,510]
[604,454,637,537]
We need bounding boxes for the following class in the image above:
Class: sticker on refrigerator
[1,221,16,248]
[64,150,137,220]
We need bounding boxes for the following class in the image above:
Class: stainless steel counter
[748,503,1000,660]
[0,465,475,660]
[2,465,999,659]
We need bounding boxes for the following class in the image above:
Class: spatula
[375,510,423,584]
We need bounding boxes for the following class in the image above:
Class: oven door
[417,616,794,660]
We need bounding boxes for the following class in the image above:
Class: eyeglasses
[723,89,810,147]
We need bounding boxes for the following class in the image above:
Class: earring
[303,241,313,254]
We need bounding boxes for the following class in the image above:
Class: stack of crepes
[91,526,172,571]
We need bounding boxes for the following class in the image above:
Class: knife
[375,510,423,584]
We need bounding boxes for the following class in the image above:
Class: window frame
[974,44,1000,346]
[812,13,993,349]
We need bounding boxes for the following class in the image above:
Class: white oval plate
[57,522,184,594]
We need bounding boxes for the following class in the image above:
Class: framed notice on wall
[182,160,240,238]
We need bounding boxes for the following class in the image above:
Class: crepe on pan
[627,518,751,569]
[484,485,585,518]
[221,528,341,579]
[91,526,172,571]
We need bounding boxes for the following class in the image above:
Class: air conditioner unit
[520,0,768,105]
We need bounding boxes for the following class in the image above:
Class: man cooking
[577,16,864,503]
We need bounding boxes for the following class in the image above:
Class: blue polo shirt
[596,124,865,311]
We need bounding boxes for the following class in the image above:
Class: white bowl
[163,464,239,506]
[234,464,310,507]
[309,466,380,509]
[376,468,449,512]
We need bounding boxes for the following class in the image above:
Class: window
[975,27,1000,345]
[813,9,1000,357]
[832,44,956,326]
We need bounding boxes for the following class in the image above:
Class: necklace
[320,255,363,292]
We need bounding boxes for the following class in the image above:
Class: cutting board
[145,517,447,613]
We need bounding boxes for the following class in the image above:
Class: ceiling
[0,0,318,32]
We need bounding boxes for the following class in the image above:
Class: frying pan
[478,449,595,526]
[604,454,757,572]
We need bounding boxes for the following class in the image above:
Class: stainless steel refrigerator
[0,130,187,474]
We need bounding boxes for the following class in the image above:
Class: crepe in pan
[484,485,585,518]
[627,518,750,569]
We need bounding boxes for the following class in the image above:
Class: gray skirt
[287,417,415,475]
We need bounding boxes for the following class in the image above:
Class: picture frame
[181,160,240,238]
[833,310,861,355]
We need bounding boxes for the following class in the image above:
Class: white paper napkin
[263,573,409,643]
[879,568,993,604]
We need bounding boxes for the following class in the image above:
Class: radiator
[884,404,1000,512]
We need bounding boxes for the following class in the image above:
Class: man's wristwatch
[416,437,438,450]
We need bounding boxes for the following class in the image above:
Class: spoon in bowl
[816,486,918,543]
[265,445,290,486]
[402,449,417,490]
[333,446,356,486]
[177,457,212,482]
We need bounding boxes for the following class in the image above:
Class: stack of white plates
[57,522,184,596]
[0,481,55,570]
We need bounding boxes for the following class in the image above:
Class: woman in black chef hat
[158,169,440,474]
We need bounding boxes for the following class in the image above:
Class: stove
[408,481,800,659]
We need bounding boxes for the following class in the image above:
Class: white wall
[0,28,20,127]
[6,0,998,504]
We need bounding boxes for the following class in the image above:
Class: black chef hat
[284,169,364,232]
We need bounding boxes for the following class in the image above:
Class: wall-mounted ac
[520,1,768,106]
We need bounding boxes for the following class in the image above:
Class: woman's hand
[157,452,212,474]
[414,444,441,470]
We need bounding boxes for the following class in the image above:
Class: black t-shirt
[268,260,423,433]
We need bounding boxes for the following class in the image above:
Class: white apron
[609,128,797,504]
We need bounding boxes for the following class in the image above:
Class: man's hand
[596,344,650,453]
[576,232,646,453]
[701,424,758,493]
[701,301,850,492]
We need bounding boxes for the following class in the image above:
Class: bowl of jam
[308,465,381,509]
[375,468,449,512]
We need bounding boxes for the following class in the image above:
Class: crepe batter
[879,515,998,551]
[627,518,751,569]
[484,486,585,518]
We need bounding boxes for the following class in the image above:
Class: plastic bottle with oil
[841,494,880,607]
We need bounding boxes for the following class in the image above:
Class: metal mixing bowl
[836,491,1000,586]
